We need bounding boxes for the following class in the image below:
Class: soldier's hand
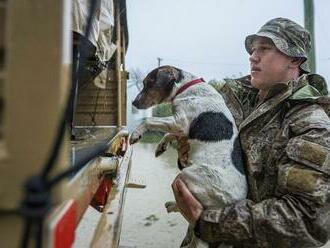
[177,136,190,167]
[172,176,203,225]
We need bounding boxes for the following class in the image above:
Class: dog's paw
[179,159,193,168]
[129,130,142,144]
[165,201,179,213]
[155,141,167,157]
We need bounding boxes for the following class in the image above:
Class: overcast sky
[125,0,330,83]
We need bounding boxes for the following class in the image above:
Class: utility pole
[157,57,163,67]
[304,0,316,73]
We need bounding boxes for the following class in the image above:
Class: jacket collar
[239,83,292,131]
[238,73,327,131]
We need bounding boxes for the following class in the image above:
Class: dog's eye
[143,78,152,86]
[146,78,156,87]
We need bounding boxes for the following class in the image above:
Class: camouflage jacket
[196,74,330,248]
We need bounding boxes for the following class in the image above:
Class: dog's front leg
[155,133,177,157]
[130,116,181,144]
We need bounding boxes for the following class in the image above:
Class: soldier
[172,17,330,247]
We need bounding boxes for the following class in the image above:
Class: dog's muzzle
[132,97,148,109]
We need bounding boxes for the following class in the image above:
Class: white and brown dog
[131,66,247,248]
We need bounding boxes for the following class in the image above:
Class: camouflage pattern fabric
[245,17,311,72]
[196,74,330,248]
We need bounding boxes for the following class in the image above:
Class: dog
[130,65,247,248]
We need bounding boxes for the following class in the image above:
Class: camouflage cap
[245,17,311,72]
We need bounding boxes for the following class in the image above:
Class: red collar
[172,78,205,100]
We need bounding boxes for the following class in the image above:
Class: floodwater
[119,143,187,248]
[73,143,187,248]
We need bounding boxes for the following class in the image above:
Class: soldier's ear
[289,57,305,69]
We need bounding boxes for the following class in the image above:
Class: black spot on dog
[188,112,233,141]
[231,137,245,175]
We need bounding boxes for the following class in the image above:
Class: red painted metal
[52,200,77,248]
[90,177,113,212]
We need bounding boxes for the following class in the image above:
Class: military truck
[0,0,133,247]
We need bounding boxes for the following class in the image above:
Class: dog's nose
[132,99,138,107]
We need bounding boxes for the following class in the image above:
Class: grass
[140,132,164,143]
[139,132,179,152]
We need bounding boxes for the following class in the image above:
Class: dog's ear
[157,66,182,85]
